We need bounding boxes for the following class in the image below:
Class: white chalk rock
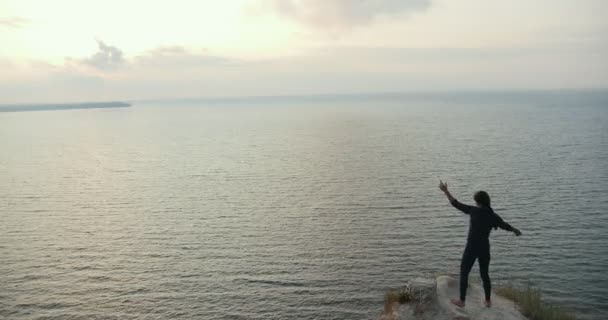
[435,276,528,320]
[379,276,529,320]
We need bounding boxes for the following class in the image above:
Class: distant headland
[0,101,131,113]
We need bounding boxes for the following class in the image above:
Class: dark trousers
[459,242,491,301]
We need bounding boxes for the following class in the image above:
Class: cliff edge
[379,276,528,320]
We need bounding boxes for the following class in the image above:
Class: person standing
[439,180,522,308]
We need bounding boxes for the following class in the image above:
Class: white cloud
[258,0,431,30]
[1,42,606,104]
[133,46,231,68]
[82,40,126,71]
[0,16,29,28]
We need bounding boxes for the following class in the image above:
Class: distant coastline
[0,101,131,113]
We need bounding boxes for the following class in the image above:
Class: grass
[496,285,576,320]
[384,287,412,304]
[383,287,433,317]
[383,288,412,313]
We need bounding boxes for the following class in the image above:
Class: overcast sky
[1,0,607,103]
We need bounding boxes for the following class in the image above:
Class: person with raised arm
[438,180,522,308]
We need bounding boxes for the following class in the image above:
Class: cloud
[259,0,431,29]
[134,46,231,68]
[68,42,227,74]
[0,59,107,104]
[3,40,606,104]
[82,40,126,71]
[59,42,231,83]
[0,16,30,28]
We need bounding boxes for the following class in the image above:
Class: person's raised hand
[438,180,448,193]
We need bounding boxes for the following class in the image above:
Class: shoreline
[0,101,131,113]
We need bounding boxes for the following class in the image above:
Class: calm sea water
[1,91,607,320]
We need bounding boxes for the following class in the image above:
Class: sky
[0,0,607,103]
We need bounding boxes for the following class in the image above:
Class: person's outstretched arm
[438,180,475,214]
[493,212,522,236]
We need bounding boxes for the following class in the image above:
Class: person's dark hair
[474,191,491,208]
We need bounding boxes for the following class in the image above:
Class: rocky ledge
[379,276,528,320]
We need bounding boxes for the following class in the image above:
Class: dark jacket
[450,199,514,243]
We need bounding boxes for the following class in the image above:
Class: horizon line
[2,87,607,107]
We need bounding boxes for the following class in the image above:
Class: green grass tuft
[496,285,576,320]
[383,288,412,313]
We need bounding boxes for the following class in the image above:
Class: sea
[1,90,607,320]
